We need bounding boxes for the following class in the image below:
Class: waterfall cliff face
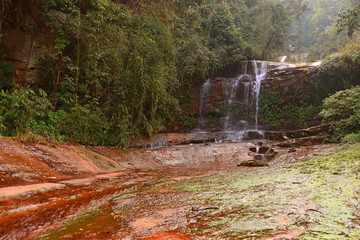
[197,61,268,141]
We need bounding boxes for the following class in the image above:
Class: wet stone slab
[1,142,359,239]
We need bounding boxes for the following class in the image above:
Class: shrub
[259,88,318,129]
[341,133,360,144]
[56,104,108,145]
[0,87,57,137]
[0,87,110,145]
[320,86,360,142]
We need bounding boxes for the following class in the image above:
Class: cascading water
[198,78,211,131]
[253,61,268,129]
[197,61,268,142]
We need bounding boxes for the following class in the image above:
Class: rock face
[2,1,54,85]
[181,61,320,133]
[182,84,202,115]
[5,27,53,84]
[262,64,318,89]
[183,61,318,117]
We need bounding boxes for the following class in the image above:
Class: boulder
[276,136,325,148]
[237,160,270,167]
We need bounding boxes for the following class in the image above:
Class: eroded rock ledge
[131,124,329,149]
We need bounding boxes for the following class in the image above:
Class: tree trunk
[263,33,274,59]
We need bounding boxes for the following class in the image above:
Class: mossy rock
[237,160,270,167]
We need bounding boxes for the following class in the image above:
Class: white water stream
[198,61,268,141]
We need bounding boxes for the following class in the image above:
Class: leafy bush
[0,87,56,137]
[55,104,108,145]
[320,86,360,142]
[259,88,318,129]
[259,45,360,131]
[341,133,360,144]
[0,87,109,145]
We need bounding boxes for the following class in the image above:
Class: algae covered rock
[237,160,270,167]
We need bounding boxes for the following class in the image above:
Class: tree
[289,0,356,59]
[252,0,292,58]
[337,4,360,38]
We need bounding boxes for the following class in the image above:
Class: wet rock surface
[262,65,318,89]
[131,124,329,148]
[1,138,360,239]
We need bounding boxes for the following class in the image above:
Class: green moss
[294,144,360,175]
[167,145,360,239]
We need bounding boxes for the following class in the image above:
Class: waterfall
[253,61,267,129]
[224,74,250,132]
[197,60,268,141]
[280,56,287,63]
[242,61,248,75]
[198,78,211,130]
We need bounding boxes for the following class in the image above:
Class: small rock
[289,148,296,153]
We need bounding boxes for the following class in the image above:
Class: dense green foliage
[174,0,300,84]
[336,4,360,38]
[287,0,358,59]
[320,33,360,143]
[0,0,302,146]
[0,87,54,137]
[3,0,359,145]
[260,36,360,129]
[1,0,180,146]
[259,87,319,129]
[320,86,360,142]
[316,35,360,142]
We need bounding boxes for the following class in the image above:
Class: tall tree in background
[252,0,292,59]
[337,4,360,38]
[290,0,357,59]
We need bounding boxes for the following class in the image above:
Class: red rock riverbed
[0,138,342,239]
